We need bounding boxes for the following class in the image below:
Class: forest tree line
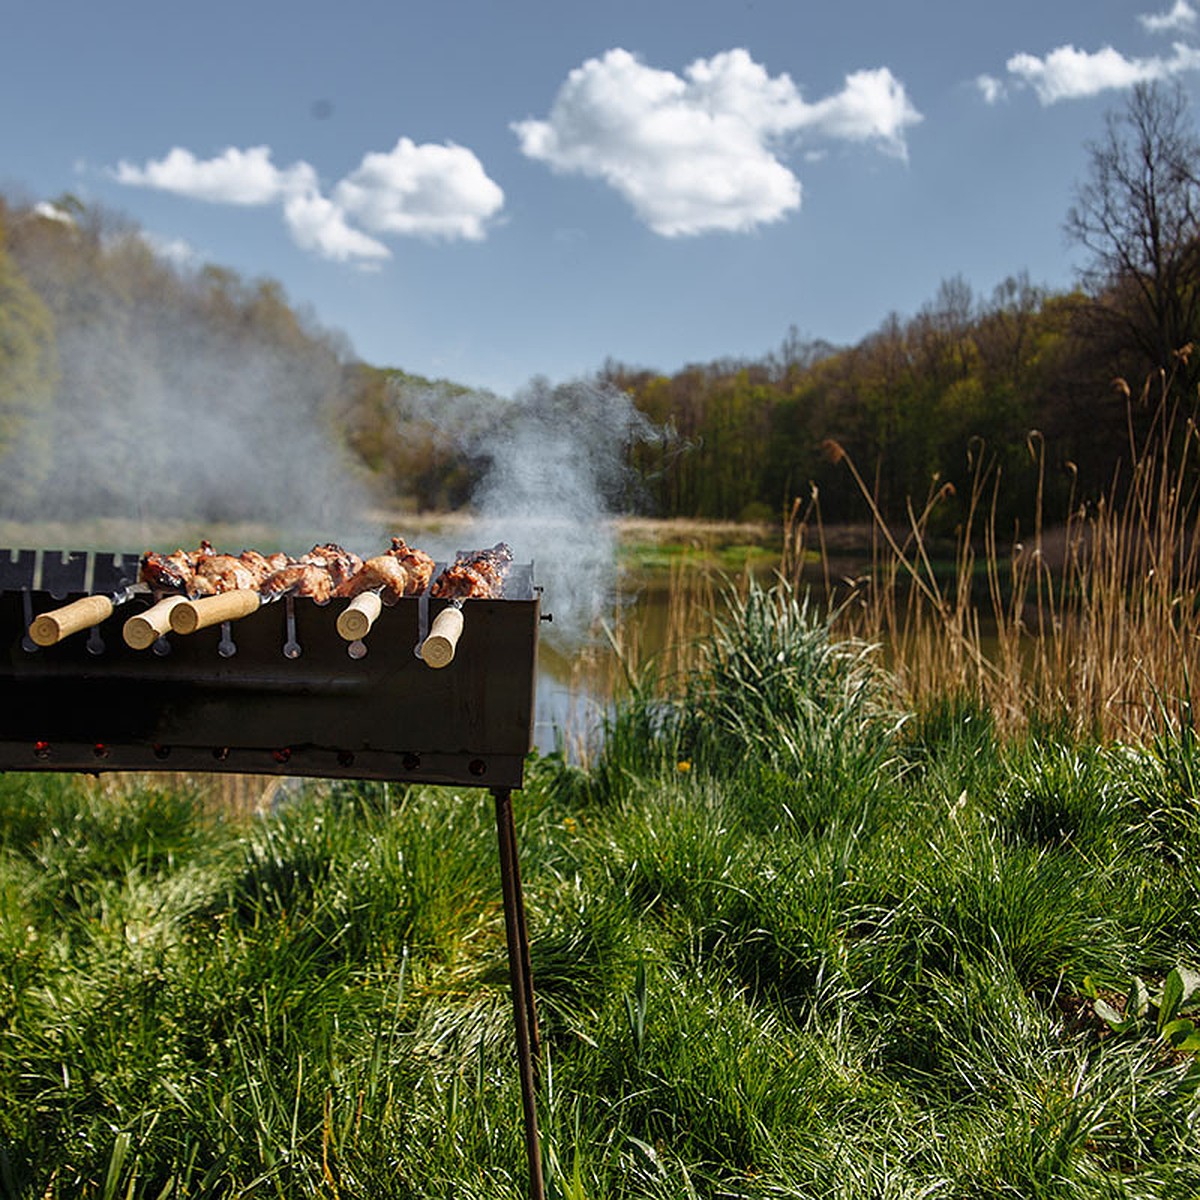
[0,83,1197,532]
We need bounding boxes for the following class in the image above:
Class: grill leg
[493,786,545,1200]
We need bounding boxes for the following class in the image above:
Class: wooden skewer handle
[337,591,382,642]
[170,590,261,635]
[421,605,465,668]
[123,596,187,650]
[29,595,115,647]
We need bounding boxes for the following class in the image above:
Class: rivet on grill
[153,744,170,760]
[273,747,292,764]
[34,740,50,759]
[93,743,109,759]
[212,747,230,762]
[402,753,420,771]
[337,750,355,767]
[469,758,487,777]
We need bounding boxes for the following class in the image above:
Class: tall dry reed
[800,368,1200,741]
[571,368,1199,749]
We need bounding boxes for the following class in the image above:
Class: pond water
[528,550,1012,756]
[529,563,779,755]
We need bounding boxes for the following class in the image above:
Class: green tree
[0,207,57,503]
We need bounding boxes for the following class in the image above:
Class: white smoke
[1,202,668,642]
[0,219,377,551]
[392,375,666,643]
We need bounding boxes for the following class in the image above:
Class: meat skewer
[122,596,187,649]
[333,541,433,642]
[145,542,358,638]
[169,589,263,635]
[332,554,406,642]
[28,584,147,647]
[421,543,513,668]
[28,538,280,647]
[123,535,452,645]
[259,563,334,605]
[336,590,384,642]
[430,542,513,601]
[138,547,201,594]
[386,537,435,594]
[421,604,466,668]
[140,544,264,638]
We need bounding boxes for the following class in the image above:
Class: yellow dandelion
[677,760,692,773]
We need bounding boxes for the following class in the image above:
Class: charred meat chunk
[431,542,513,600]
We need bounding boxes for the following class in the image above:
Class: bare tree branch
[1065,82,1200,379]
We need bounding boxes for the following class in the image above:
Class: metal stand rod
[493,786,545,1200]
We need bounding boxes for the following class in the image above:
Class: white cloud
[1004,40,1200,103]
[282,192,391,266]
[512,47,921,237]
[334,138,504,241]
[114,145,314,206]
[113,139,504,266]
[790,67,922,156]
[976,74,1007,104]
[1140,1,1197,34]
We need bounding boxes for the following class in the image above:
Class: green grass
[3,586,1200,1196]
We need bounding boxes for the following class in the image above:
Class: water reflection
[532,572,713,755]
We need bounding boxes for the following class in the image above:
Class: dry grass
[614,514,775,546]
[0,518,298,555]
[87,770,289,822]
[595,371,1200,745]
[780,373,1200,741]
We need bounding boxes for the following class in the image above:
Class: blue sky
[5,0,1199,395]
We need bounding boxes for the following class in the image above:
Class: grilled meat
[139,547,201,594]
[194,553,259,594]
[301,543,363,589]
[140,537,442,605]
[142,543,285,597]
[139,550,188,593]
[333,555,409,603]
[431,542,513,600]
[237,549,287,584]
[260,563,333,603]
[140,542,228,596]
[387,537,435,594]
